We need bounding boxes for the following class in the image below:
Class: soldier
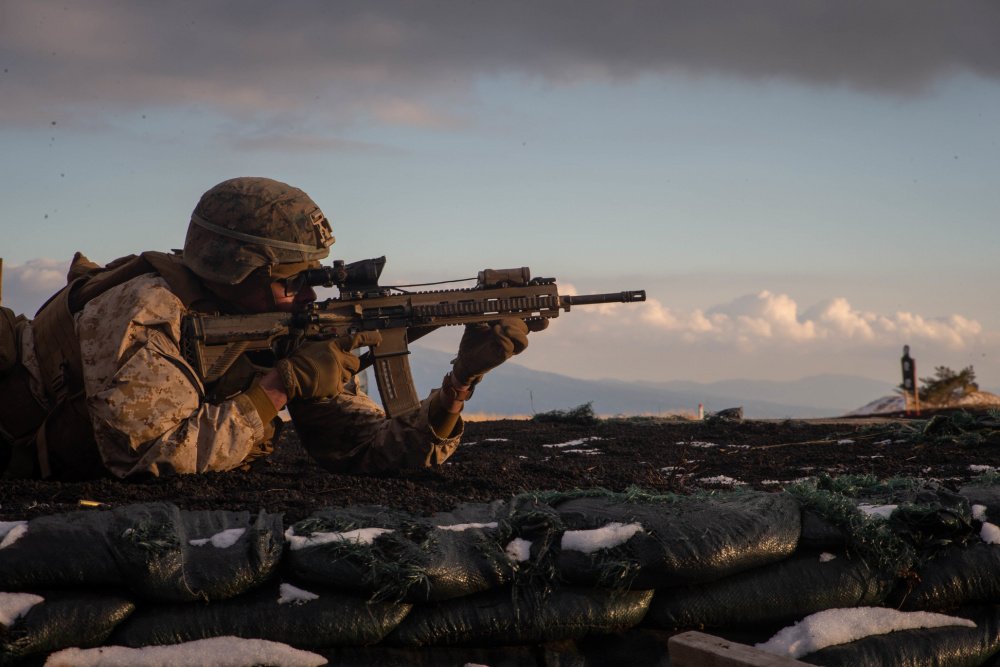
[0,177,543,479]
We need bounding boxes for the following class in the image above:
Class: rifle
[181,257,646,417]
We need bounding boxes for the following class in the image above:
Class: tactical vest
[0,251,224,479]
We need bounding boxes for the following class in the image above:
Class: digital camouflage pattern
[17,272,462,478]
[183,177,334,285]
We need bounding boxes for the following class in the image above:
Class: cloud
[2,1,998,127]
[571,289,985,351]
[2,258,70,316]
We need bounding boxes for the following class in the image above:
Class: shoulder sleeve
[78,275,264,477]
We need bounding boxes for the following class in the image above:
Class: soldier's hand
[451,318,547,386]
[277,331,382,401]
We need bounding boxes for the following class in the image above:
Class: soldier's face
[269,280,316,313]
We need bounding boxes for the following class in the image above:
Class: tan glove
[277,331,382,401]
[451,318,548,386]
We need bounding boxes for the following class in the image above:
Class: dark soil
[3,410,999,523]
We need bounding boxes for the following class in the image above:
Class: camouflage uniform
[12,269,461,478]
[2,176,463,479]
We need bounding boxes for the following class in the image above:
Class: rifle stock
[182,259,646,417]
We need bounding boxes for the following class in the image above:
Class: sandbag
[890,543,1000,611]
[0,503,283,602]
[286,504,514,602]
[551,490,801,588]
[386,586,653,647]
[644,551,892,630]
[804,605,1000,667]
[316,645,541,667]
[0,591,134,665]
[110,581,410,649]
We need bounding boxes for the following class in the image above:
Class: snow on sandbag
[889,542,1000,611]
[46,637,328,667]
[108,581,411,649]
[385,586,653,647]
[548,490,801,588]
[316,644,541,667]
[0,591,134,665]
[0,504,284,602]
[285,505,514,602]
[644,551,893,631]
[797,605,1000,667]
[112,504,284,602]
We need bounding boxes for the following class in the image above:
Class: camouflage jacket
[19,272,462,477]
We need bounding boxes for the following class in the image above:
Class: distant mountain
[359,346,893,419]
[847,390,1000,416]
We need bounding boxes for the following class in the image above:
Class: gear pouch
[0,306,23,374]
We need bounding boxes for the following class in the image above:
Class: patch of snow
[981,522,1000,545]
[0,521,28,550]
[973,504,989,521]
[284,526,393,551]
[837,439,855,445]
[437,522,499,532]
[756,607,976,659]
[873,439,892,446]
[819,553,837,563]
[677,441,719,448]
[0,592,43,627]
[482,438,509,442]
[761,480,782,486]
[970,464,997,473]
[189,528,245,549]
[505,537,532,562]
[698,475,746,487]
[844,395,904,416]
[562,449,601,455]
[858,504,897,519]
[43,636,327,666]
[561,522,643,554]
[278,583,319,605]
[543,437,604,448]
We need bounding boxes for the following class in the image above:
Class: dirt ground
[2,409,999,523]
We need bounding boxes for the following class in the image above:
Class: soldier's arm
[78,275,274,477]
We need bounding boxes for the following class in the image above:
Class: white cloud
[570,289,985,351]
[2,258,70,316]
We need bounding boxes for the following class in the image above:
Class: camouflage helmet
[183,177,334,285]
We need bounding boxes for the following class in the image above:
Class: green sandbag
[645,551,892,630]
[0,591,134,665]
[805,605,1000,667]
[551,490,801,589]
[286,504,514,602]
[386,586,653,647]
[109,581,411,648]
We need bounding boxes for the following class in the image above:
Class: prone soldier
[0,177,546,479]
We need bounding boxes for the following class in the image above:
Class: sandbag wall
[3,479,1000,666]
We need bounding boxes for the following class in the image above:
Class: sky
[1,1,998,392]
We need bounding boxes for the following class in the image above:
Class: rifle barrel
[561,290,646,307]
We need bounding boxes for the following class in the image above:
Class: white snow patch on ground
[973,504,988,521]
[837,439,855,445]
[756,607,976,659]
[278,583,319,605]
[562,449,602,455]
[819,553,837,562]
[505,538,532,562]
[0,592,44,627]
[677,441,719,448]
[437,522,499,532]
[284,527,393,551]
[698,475,746,487]
[561,522,643,554]
[970,464,997,473]
[981,522,1000,545]
[43,636,327,666]
[0,522,27,550]
[189,528,245,548]
[858,504,897,519]
[543,437,604,448]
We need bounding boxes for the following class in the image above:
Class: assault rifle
[182,257,646,417]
